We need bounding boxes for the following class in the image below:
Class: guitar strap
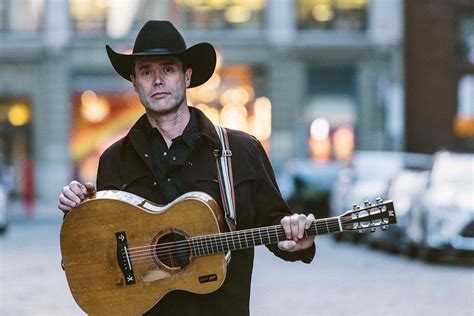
[213,124,237,231]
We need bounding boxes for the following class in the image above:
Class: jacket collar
[125,106,222,161]
[190,106,222,151]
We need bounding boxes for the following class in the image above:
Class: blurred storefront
[0,0,405,200]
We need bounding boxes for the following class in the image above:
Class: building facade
[0,0,404,201]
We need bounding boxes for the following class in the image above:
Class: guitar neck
[190,217,342,256]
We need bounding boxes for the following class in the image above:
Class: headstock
[339,198,396,233]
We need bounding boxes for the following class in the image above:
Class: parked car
[405,152,474,262]
[329,151,431,242]
[329,151,405,241]
[367,169,430,252]
[0,163,12,235]
[278,159,343,218]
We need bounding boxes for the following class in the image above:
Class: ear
[130,75,137,91]
[184,68,193,88]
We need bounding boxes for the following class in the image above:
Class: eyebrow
[136,59,179,70]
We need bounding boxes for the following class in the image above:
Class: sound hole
[155,230,190,269]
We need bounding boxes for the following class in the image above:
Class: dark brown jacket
[96,107,315,316]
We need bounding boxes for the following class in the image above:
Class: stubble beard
[143,93,187,117]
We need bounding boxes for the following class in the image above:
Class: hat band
[132,48,185,56]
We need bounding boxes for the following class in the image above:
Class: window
[297,0,367,31]
[0,0,44,32]
[458,15,474,64]
[455,14,474,138]
[70,0,266,38]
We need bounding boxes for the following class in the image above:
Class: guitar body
[60,191,228,316]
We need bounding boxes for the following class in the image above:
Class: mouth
[150,91,170,99]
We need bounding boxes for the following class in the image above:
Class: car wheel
[401,241,418,258]
[333,233,343,242]
[421,246,442,263]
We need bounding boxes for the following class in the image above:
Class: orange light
[8,103,31,126]
[333,126,355,162]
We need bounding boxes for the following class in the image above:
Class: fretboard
[190,217,341,257]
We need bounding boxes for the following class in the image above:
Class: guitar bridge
[115,232,136,285]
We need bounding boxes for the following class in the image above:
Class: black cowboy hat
[106,20,216,88]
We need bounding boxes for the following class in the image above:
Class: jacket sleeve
[252,139,315,263]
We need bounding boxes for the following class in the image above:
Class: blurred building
[405,0,474,154]
[0,0,405,201]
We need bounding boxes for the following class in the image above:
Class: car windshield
[431,156,474,187]
[352,153,403,181]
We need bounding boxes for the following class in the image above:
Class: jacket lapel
[124,115,157,179]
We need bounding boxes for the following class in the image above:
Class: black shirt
[145,109,199,203]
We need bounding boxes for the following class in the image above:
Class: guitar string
[127,220,345,257]
[126,216,366,257]
[128,222,348,262]
[126,217,353,255]
[127,219,364,261]
[129,230,290,264]
[129,223,369,264]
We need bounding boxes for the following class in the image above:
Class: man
[58,20,315,315]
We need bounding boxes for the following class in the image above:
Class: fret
[325,220,330,234]
[231,233,236,251]
[238,232,243,250]
[275,226,280,243]
[258,229,263,245]
[216,235,222,253]
[198,238,203,256]
[266,227,271,244]
[191,239,197,256]
[214,235,221,253]
[249,232,256,248]
[224,234,230,252]
[314,222,319,236]
[206,236,212,255]
[192,239,201,256]
[244,231,249,248]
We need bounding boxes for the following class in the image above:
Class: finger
[57,202,71,213]
[281,216,291,240]
[62,186,81,203]
[305,213,315,230]
[278,240,297,251]
[290,214,299,241]
[69,181,85,198]
[59,194,78,208]
[297,214,307,239]
[84,182,96,193]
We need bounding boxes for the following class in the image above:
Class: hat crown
[133,20,187,54]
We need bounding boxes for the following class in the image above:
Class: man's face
[131,56,192,116]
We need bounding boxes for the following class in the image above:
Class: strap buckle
[213,149,232,157]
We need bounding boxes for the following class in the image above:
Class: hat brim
[106,43,216,88]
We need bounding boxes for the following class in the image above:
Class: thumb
[84,182,96,193]
[278,240,297,251]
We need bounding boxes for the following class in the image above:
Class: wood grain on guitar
[60,190,396,315]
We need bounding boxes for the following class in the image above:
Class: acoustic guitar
[60,190,396,315]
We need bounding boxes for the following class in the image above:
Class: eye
[139,69,151,76]
[164,66,175,74]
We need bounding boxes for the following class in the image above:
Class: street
[1,218,473,316]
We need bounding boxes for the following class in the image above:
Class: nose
[153,73,164,86]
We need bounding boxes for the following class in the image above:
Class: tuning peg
[364,200,371,207]
[370,227,377,233]
[352,204,358,210]
[376,197,383,204]
[358,229,366,234]
[381,225,388,230]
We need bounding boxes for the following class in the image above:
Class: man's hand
[58,180,96,214]
[278,213,315,252]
